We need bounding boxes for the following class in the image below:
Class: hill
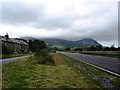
[21,37,102,48]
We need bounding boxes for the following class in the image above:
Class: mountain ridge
[21,37,102,47]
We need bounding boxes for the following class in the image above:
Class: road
[59,52,120,77]
[0,55,32,64]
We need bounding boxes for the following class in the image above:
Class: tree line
[64,45,120,51]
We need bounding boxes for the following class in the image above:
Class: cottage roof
[0,35,28,45]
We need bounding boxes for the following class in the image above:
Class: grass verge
[64,55,120,87]
[1,54,27,59]
[3,53,106,88]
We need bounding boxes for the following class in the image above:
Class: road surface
[59,52,120,77]
[0,55,32,64]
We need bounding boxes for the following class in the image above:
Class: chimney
[5,33,9,40]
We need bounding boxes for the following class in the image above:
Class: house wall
[3,42,14,51]
[14,43,21,52]
[2,41,29,54]
[1,35,29,54]
[0,40,2,55]
[21,44,29,52]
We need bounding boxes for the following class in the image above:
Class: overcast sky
[0,0,119,47]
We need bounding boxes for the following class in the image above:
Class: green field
[50,45,64,49]
[2,53,105,88]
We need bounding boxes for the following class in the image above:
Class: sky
[0,0,119,47]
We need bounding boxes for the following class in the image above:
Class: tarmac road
[0,55,32,64]
[59,52,120,77]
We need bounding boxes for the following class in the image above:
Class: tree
[74,48,82,51]
[29,39,47,52]
[65,47,71,51]
[104,47,110,51]
[118,47,120,51]
[110,44,116,51]
[29,40,33,51]
[2,44,14,54]
[88,46,95,51]
[54,47,58,51]
[74,48,77,51]
[96,46,103,51]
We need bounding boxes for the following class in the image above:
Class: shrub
[2,44,14,54]
[34,49,55,65]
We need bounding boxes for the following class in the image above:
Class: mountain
[76,38,101,46]
[42,38,75,47]
[44,38,101,47]
[21,37,102,47]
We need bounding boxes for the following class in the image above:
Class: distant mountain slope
[42,38,75,47]
[20,37,35,41]
[42,38,102,47]
[76,38,101,46]
[21,37,102,47]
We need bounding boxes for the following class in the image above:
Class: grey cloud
[2,2,44,25]
[2,2,78,29]
[88,25,118,41]
[0,1,118,46]
[34,15,79,29]
[55,16,117,42]
[2,1,116,30]
[118,1,120,47]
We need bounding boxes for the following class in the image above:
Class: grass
[52,45,64,48]
[1,54,27,59]
[2,53,106,88]
[0,55,2,59]
[64,55,120,87]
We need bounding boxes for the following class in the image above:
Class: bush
[2,44,14,54]
[34,49,55,65]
